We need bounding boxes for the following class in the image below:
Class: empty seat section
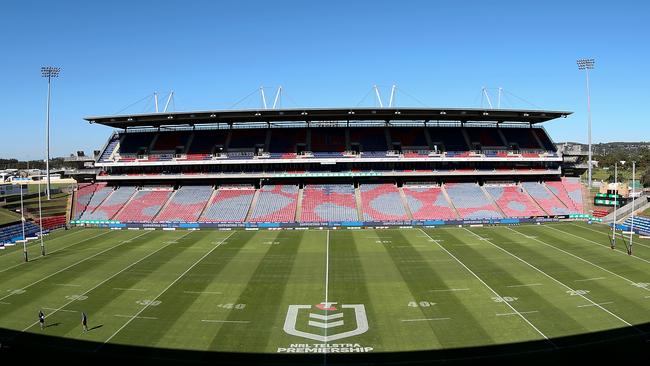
[445,183,502,219]
[114,190,172,222]
[82,186,136,220]
[561,177,584,212]
[500,128,541,150]
[100,135,120,162]
[623,216,650,235]
[0,221,42,244]
[186,129,228,155]
[301,184,358,222]
[465,127,504,148]
[389,128,428,149]
[119,132,155,154]
[228,129,267,150]
[521,182,573,215]
[359,184,408,220]
[74,183,104,219]
[75,183,111,220]
[402,186,457,220]
[485,186,545,217]
[199,188,255,222]
[533,129,556,151]
[154,186,214,222]
[151,131,192,152]
[428,128,468,151]
[349,128,387,151]
[248,185,298,222]
[269,129,306,153]
[309,128,346,156]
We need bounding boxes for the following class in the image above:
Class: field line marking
[43,307,77,313]
[577,301,614,308]
[99,231,236,349]
[574,277,606,282]
[502,227,639,330]
[401,318,450,322]
[201,319,250,324]
[546,225,650,266]
[0,230,113,275]
[566,223,650,250]
[418,228,554,347]
[497,311,538,316]
[2,230,152,304]
[113,288,147,292]
[54,283,81,287]
[429,288,469,292]
[183,291,221,295]
[325,229,330,304]
[114,314,157,320]
[506,283,543,288]
[21,230,173,331]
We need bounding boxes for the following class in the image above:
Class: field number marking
[65,295,88,301]
[217,303,246,310]
[408,301,436,308]
[492,296,518,303]
[7,289,25,295]
[566,290,590,296]
[136,299,162,306]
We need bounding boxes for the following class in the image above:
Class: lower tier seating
[248,185,298,222]
[360,184,409,220]
[485,185,545,217]
[199,188,255,222]
[445,183,502,219]
[402,186,457,220]
[521,182,573,215]
[154,186,214,222]
[301,184,358,222]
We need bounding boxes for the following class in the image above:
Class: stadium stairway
[481,185,507,217]
[197,187,218,220]
[152,189,177,221]
[398,186,414,220]
[110,188,139,220]
[355,186,364,221]
[295,187,304,221]
[441,185,461,219]
[245,189,261,222]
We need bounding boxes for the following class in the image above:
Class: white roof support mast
[388,84,396,108]
[259,86,268,109]
[163,90,174,113]
[272,86,282,109]
[482,87,493,109]
[373,85,384,108]
[154,92,159,113]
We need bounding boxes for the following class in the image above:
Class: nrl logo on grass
[283,302,369,342]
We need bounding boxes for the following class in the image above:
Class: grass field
[0,222,649,363]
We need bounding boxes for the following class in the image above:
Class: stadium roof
[85,107,571,129]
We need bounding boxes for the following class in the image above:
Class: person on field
[81,311,88,332]
[39,310,45,330]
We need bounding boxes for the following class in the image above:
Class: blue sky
[1,0,648,160]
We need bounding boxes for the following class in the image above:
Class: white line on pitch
[401,318,450,322]
[113,288,147,292]
[54,283,81,287]
[574,277,606,282]
[183,291,222,295]
[0,301,10,305]
[497,311,539,316]
[578,301,614,308]
[429,288,469,292]
[43,307,77,313]
[201,319,250,324]
[506,283,543,288]
[114,314,157,320]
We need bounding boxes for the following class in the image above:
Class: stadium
[1,103,649,365]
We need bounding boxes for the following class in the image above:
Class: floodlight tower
[577,58,595,190]
[41,66,61,200]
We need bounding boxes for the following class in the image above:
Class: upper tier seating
[388,128,429,148]
[114,189,172,222]
[81,186,137,220]
[229,129,268,150]
[309,128,346,154]
[445,183,502,219]
[151,131,192,152]
[269,129,306,153]
[186,130,228,154]
[428,127,469,151]
[521,182,573,215]
[248,185,298,222]
[359,184,409,220]
[119,133,155,154]
[349,128,388,151]
[465,127,504,149]
[533,129,556,151]
[154,186,214,222]
[301,184,358,222]
[199,187,255,222]
[100,135,120,162]
[500,128,542,150]
[485,185,545,217]
[402,186,457,220]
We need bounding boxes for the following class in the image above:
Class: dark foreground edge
[1,323,649,366]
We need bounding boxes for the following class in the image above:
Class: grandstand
[68,106,589,228]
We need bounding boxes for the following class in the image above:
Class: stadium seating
[622,216,650,235]
[500,128,542,150]
[428,127,469,151]
[119,132,155,154]
[74,183,106,219]
[388,128,429,149]
[100,135,120,162]
[82,186,137,220]
[485,185,545,217]
[248,185,298,222]
[465,127,504,149]
[114,189,173,222]
[151,131,192,152]
[77,184,114,220]
[0,221,42,245]
[349,128,388,151]
[269,129,306,153]
[402,186,457,220]
[521,182,573,215]
[533,128,556,151]
[187,129,228,154]
[301,184,358,222]
[154,186,214,222]
[309,128,346,153]
[229,129,268,150]
[445,183,502,219]
[359,184,409,220]
[561,177,584,213]
[199,187,255,222]
[38,215,67,230]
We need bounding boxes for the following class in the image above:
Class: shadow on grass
[0,323,648,366]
